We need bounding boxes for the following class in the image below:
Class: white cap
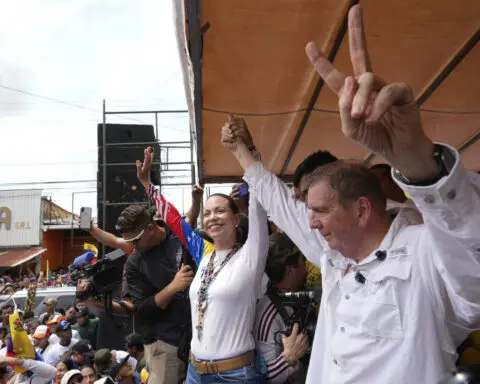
[60,369,83,384]
[33,325,49,339]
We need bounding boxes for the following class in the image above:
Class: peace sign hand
[306,5,437,181]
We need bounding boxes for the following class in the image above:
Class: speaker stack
[97,123,160,249]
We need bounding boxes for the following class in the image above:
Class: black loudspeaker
[97,123,160,240]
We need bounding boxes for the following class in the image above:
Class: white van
[0,286,76,316]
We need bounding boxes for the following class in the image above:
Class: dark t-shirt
[124,235,189,346]
[72,318,98,348]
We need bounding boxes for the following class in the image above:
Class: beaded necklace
[196,246,239,340]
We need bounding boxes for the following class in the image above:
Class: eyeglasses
[123,228,145,243]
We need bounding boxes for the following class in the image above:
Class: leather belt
[190,351,254,374]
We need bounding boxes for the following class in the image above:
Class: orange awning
[0,247,46,268]
[177,0,480,183]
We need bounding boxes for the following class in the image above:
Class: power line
[0,180,96,186]
[0,83,186,127]
[203,106,480,116]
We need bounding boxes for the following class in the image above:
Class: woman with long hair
[136,131,268,383]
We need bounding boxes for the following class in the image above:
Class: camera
[277,289,321,347]
[70,249,127,302]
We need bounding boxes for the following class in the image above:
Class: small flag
[8,312,40,374]
[83,243,98,258]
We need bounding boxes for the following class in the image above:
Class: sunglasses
[123,228,146,243]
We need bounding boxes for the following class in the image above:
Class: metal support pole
[155,112,159,142]
[71,192,74,251]
[101,100,107,258]
[190,129,195,186]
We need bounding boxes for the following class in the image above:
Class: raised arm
[87,224,133,254]
[222,117,327,266]
[185,185,203,228]
[304,5,480,328]
[397,150,480,331]
[0,357,57,381]
[137,148,214,265]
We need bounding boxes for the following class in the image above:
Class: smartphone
[237,183,249,198]
[79,207,92,230]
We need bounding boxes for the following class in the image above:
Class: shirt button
[340,326,345,333]
[345,294,350,300]
[424,195,435,204]
[446,189,456,200]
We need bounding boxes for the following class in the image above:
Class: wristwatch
[394,144,452,186]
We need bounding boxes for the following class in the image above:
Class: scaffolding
[100,100,195,231]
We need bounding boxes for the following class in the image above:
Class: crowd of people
[0,299,149,384]
[1,5,479,384]
[0,270,73,295]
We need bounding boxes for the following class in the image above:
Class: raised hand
[136,147,154,187]
[191,185,204,202]
[306,5,437,180]
[221,114,254,151]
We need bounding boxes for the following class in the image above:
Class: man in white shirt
[47,315,81,344]
[221,5,480,383]
[44,321,79,366]
[32,325,52,359]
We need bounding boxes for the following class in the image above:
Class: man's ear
[354,197,372,228]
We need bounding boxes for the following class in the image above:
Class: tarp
[176,0,480,183]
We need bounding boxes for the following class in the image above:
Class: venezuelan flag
[147,184,214,265]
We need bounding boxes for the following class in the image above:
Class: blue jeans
[186,362,265,383]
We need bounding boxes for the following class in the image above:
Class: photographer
[117,204,192,384]
[74,268,133,352]
[254,232,311,383]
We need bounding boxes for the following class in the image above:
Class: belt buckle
[208,361,218,374]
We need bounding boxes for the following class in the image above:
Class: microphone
[355,271,366,284]
[72,251,96,269]
[355,271,383,286]
[375,250,387,261]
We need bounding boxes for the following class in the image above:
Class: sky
[0,0,218,218]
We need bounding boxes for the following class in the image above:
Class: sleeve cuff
[136,295,161,315]
[393,144,470,212]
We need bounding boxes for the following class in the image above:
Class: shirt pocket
[360,260,412,339]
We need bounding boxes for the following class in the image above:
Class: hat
[43,298,57,305]
[71,340,94,357]
[47,314,65,325]
[60,369,83,384]
[55,320,71,333]
[75,308,89,318]
[94,349,113,374]
[109,354,131,379]
[33,325,49,339]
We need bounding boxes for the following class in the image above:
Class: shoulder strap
[266,284,292,327]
